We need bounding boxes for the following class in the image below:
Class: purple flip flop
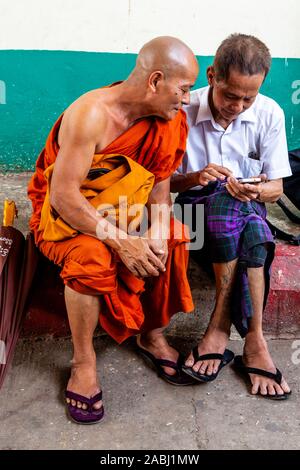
[65,390,104,424]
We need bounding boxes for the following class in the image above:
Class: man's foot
[65,358,102,411]
[184,326,230,377]
[242,333,291,397]
[138,331,180,376]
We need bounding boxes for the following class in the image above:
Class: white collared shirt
[177,86,292,188]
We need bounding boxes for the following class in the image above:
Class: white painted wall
[0,0,299,57]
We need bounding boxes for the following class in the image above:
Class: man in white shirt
[171,34,291,399]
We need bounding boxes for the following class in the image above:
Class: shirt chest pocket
[240,154,263,178]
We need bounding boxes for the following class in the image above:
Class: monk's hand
[117,236,166,278]
[147,238,168,266]
[198,163,232,186]
[226,174,267,202]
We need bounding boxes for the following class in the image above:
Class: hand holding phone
[225,174,267,203]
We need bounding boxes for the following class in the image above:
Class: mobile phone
[238,177,262,184]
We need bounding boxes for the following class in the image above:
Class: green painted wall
[0,50,299,172]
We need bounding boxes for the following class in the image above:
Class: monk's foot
[65,356,102,410]
[243,332,291,396]
[138,330,180,376]
[185,325,230,376]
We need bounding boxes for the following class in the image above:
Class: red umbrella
[0,200,38,388]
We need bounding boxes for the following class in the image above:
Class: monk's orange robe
[28,111,194,343]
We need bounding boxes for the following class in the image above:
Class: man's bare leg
[184,259,238,375]
[244,267,290,396]
[64,286,102,410]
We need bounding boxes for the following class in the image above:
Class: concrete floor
[0,333,299,450]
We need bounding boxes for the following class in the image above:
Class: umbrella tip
[3,200,18,227]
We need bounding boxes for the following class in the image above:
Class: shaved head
[124,36,198,121]
[135,36,198,79]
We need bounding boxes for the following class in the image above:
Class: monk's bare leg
[138,327,181,376]
[64,286,102,410]
[244,267,290,396]
[184,259,237,375]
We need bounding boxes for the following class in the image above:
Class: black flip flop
[233,355,292,400]
[133,337,199,386]
[181,347,235,383]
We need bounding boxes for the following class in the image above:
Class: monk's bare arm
[50,104,121,246]
[147,177,172,231]
[146,177,172,264]
[50,104,165,277]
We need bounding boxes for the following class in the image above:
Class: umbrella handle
[2,200,17,227]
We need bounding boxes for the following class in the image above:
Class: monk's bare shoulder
[58,89,110,149]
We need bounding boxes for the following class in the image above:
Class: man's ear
[207,66,215,86]
[148,71,164,92]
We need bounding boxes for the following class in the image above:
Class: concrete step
[264,244,300,337]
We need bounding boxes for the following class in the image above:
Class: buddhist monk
[28,36,199,424]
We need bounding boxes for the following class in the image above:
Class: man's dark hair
[213,33,271,81]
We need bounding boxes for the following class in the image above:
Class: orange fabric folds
[39,154,155,241]
[38,218,194,343]
[28,110,194,343]
[28,110,188,244]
